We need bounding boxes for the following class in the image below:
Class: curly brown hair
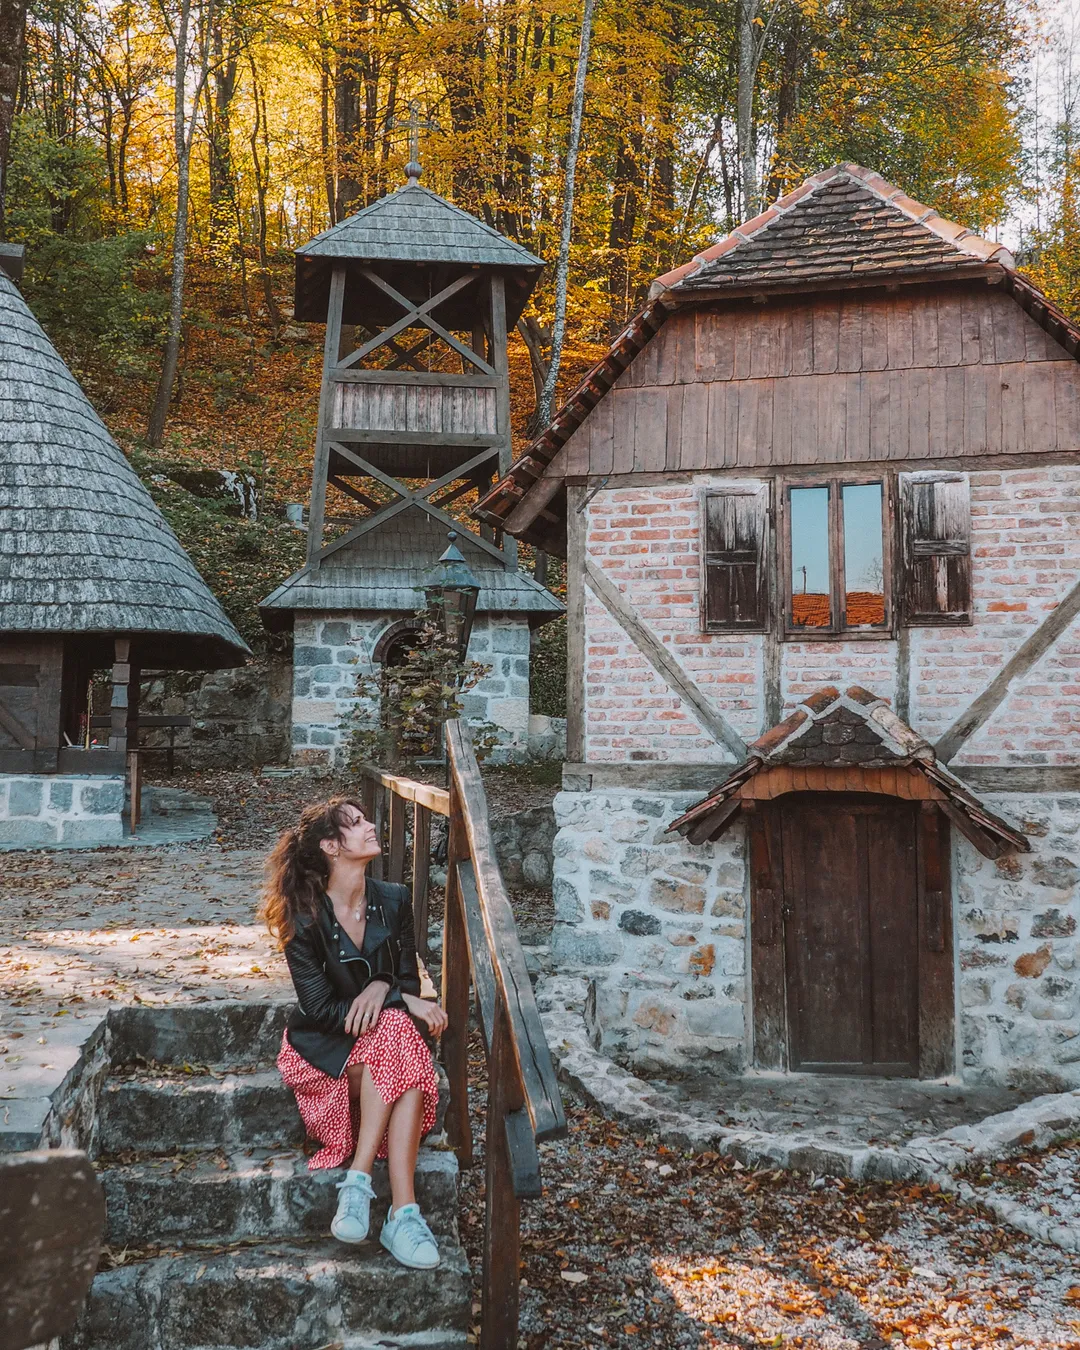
[260,796,366,945]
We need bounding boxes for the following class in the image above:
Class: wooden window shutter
[702,485,769,631]
[899,473,972,626]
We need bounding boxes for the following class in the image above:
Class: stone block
[8,778,42,816]
[551,924,621,967]
[1014,946,1052,978]
[62,818,124,843]
[684,1001,744,1039]
[309,729,337,747]
[962,977,992,1006]
[0,817,58,845]
[1032,909,1077,938]
[631,999,678,1035]
[293,645,333,667]
[489,623,531,654]
[583,837,613,863]
[711,890,745,918]
[48,779,73,811]
[1032,857,1079,890]
[619,909,661,936]
[523,851,551,886]
[621,845,668,877]
[310,665,345,684]
[689,944,716,977]
[79,779,125,815]
[588,868,638,904]
[291,700,338,724]
[319,621,353,645]
[649,875,706,913]
[552,877,585,923]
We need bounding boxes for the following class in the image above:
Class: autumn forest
[0,0,1077,646]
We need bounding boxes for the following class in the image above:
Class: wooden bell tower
[293,127,544,579]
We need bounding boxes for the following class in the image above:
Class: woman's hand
[345,980,389,1036]
[402,993,449,1038]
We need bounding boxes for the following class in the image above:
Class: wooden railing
[359,723,567,1349]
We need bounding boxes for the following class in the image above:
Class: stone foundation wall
[0,774,124,847]
[956,792,1080,1093]
[489,805,556,887]
[290,611,533,766]
[551,788,747,1077]
[553,786,1080,1089]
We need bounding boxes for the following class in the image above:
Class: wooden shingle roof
[0,272,250,668]
[474,163,1043,554]
[668,685,1030,859]
[655,164,1013,294]
[261,508,563,624]
[298,184,545,269]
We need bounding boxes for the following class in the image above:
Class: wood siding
[561,286,1080,475]
[332,380,497,437]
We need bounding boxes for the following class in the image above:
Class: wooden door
[779,794,920,1075]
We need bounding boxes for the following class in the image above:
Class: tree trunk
[334,0,362,218]
[207,10,239,263]
[538,0,595,428]
[147,0,194,447]
[0,0,28,235]
[737,0,759,218]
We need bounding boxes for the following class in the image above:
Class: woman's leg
[384,1087,425,1210]
[346,1064,394,1174]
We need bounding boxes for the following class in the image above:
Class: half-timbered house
[478,164,1080,1089]
[0,251,249,846]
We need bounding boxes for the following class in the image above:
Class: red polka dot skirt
[277,1008,439,1170]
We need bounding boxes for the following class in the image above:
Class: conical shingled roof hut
[0,268,248,669]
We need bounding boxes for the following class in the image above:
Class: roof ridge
[652,163,1013,294]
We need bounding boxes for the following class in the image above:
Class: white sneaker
[380,1203,440,1269]
[330,1169,375,1244]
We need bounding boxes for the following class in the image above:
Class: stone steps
[62,1003,471,1350]
[98,1066,450,1154]
[63,1239,471,1350]
[100,1147,460,1246]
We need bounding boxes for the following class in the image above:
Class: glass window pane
[842,482,885,626]
[789,487,831,627]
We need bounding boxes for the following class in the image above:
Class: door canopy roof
[668,685,1029,859]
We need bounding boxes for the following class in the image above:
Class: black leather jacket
[284,878,422,1077]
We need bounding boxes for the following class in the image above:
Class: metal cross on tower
[394,100,438,184]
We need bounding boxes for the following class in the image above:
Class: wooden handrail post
[387,788,406,885]
[370,782,386,881]
[413,802,431,962]
[441,763,472,1166]
[481,1000,522,1350]
[359,770,376,827]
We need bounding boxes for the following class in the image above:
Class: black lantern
[422,532,480,662]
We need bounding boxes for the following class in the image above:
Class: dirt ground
[3,768,1079,1349]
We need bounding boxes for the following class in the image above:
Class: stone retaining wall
[489,805,556,887]
[0,774,125,847]
[143,658,292,770]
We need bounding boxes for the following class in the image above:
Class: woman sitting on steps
[261,796,449,1268]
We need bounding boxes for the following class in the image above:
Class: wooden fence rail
[360,725,567,1348]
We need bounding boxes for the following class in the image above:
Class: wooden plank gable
[561,285,1080,478]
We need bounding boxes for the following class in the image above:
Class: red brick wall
[583,466,1080,764]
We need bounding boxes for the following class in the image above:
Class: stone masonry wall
[551,787,748,1077]
[957,792,1080,1092]
[0,774,125,847]
[291,611,533,766]
[553,784,1080,1088]
[583,466,1080,764]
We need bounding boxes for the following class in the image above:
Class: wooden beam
[308,265,347,569]
[340,270,494,375]
[935,574,1080,762]
[565,485,586,762]
[332,369,499,389]
[584,558,749,760]
[489,275,516,568]
[327,428,501,448]
[328,476,385,513]
[321,443,508,566]
[0,693,35,750]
